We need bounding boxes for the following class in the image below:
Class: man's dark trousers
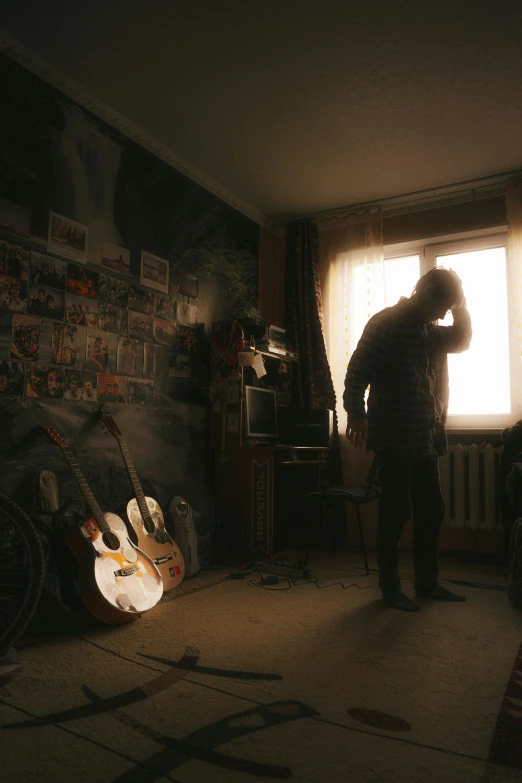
[376,453,445,596]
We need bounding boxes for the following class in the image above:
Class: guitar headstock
[100,407,122,438]
[41,425,66,447]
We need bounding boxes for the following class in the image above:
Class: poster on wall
[0,276,27,313]
[0,361,24,395]
[0,199,30,238]
[128,311,153,342]
[28,284,64,320]
[85,332,109,372]
[67,264,99,299]
[0,239,30,280]
[101,242,130,275]
[178,271,198,299]
[65,293,97,328]
[48,212,89,264]
[140,251,169,294]
[128,378,153,405]
[98,374,127,403]
[154,292,177,322]
[11,315,41,361]
[46,367,64,399]
[30,252,67,290]
[24,364,48,398]
[117,337,139,376]
[153,318,176,346]
[52,323,77,366]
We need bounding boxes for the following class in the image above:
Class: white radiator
[439,444,503,531]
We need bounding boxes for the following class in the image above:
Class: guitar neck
[60,446,109,532]
[116,436,151,522]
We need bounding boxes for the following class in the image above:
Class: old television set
[244,386,278,440]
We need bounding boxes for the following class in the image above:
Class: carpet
[1,552,522,783]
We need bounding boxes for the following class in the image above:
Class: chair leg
[355,503,370,575]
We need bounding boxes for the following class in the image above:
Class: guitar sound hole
[102,531,120,550]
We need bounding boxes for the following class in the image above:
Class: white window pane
[384,255,420,307]
[436,247,510,415]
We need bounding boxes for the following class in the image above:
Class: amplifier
[277,409,333,447]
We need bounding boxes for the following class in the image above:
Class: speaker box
[169,496,213,578]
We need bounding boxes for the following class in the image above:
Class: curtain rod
[306,168,522,225]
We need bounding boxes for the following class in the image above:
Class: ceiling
[2,0,522,224]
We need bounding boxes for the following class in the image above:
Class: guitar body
[66,511,163,625]
[126,497,185,590]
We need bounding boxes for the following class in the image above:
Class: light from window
[436,246,510,416]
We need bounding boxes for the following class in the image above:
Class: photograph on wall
[85,332,109,372]
[98,374,127,403]
[128,378,153,406]
[30,251,67,290]
[128,284,154,315]
[154,292,177,322]
[65,293,97,328]
[0,361,24,395]
[67,264,99,299]
[153,317,176,346]
[117,337,139,376]
[11,315,41,361]
[0,276,27,313]
[101,242,130,275]
[0,199,30,238]
[178,271,198,299]
[99,303,128,335]
[51,322,77,366]
[128,310,153,342]
[143,342,160,379]
[28,284,64,320]
[140,250,169,294]
[24,364,48,398]
[48,211,89,263]
[177,301,198,326]
[175,324,198,354]
[0,239,30,280]
[168,353,190,378]
[99,275,129,308]
[63,369,98,401]
[45,367,65,399]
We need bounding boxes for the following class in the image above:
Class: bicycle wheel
[0,492,46,658]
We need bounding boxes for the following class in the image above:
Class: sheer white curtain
[505,180,522,375]
[319,210,385,431]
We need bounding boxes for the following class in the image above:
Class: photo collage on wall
[0,203,200,404]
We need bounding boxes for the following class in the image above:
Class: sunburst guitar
[41,426,163,625]
[100,409,185,590]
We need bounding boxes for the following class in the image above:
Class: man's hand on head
[346,418,367,448]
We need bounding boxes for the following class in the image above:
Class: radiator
[439,444,504,531]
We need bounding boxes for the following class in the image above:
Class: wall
[0,52,261,526]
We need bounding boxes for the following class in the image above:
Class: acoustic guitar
[41,426,163,624]
[100,410,185,590]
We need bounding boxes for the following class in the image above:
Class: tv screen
[245,386,278,439]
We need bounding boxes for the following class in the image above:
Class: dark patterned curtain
[285,218,342,485]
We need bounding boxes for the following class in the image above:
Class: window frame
[383,225,519,435]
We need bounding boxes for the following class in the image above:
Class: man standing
[344,268,472,611]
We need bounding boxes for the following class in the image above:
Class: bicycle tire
[0,492,46,658]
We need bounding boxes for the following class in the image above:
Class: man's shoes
[382,589,420,612]
[415,584,466,602]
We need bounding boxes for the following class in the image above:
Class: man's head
[69,374,78,392]
[47,370,63,395]
[30,368,44,389]
[38,289,45,301]
[105,383,113,395]
[84,379,94,396]
[410,268,464,323]
[10,281,20,297]
[113,383,120,395]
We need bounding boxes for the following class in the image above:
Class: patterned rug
[1,553,522,783]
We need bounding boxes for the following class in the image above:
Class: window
[380,229,519,431]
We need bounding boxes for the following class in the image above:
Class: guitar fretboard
[118,438,151,524]
[60,446,108,532]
